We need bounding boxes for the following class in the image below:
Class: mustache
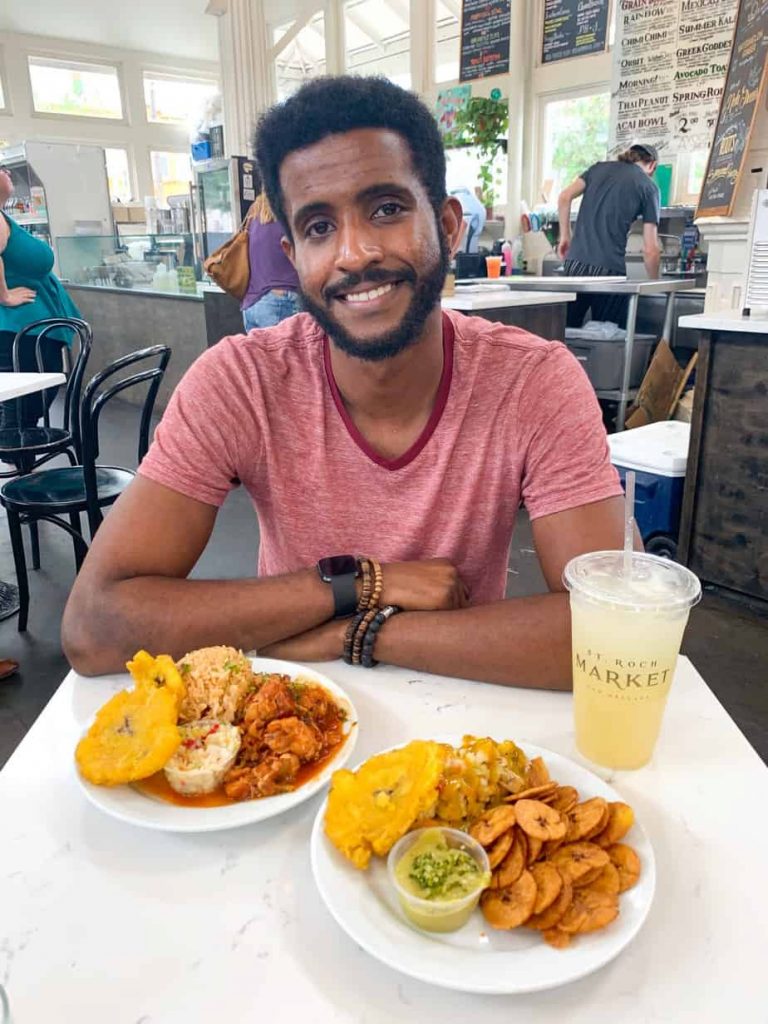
[323,266,417,302]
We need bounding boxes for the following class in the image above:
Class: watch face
[318,555,357,581]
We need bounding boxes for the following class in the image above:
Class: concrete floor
[0,397,766,768]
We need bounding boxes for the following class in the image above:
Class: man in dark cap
[557,142,661,327]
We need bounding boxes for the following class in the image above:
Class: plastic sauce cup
[485,255,503,278]
[387,827,490,933]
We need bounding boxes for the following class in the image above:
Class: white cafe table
[1,656,766,1022]
[0,371,66,620]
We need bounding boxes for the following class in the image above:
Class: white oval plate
[76,657,358,833]
[311,738,655,995]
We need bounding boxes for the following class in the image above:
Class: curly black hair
[254,76,447,233]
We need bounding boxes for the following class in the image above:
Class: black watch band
[330,572,358,619]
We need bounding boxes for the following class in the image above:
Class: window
[435,0,460,83]
[0,76,5,111]
[105,148,133,203]
[143,73,219,127]
[344,0,411,89]
[28,56,123,119]
[686,151,708,200]
[272,9,327,101]
[150,150,192,206]
[446,146,508,211]
[540,92,610,203]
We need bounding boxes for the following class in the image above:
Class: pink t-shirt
[139,310,622,604]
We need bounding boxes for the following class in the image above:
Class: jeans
[242,290,300,331]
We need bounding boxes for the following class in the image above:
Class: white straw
[623,470,636,578]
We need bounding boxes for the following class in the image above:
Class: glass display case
[56,233,202,295]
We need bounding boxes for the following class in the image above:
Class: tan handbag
[203,203,257,301]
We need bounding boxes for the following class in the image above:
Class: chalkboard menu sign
[542,0,609,64]
[459,0,511,82]
[697,0,768,218]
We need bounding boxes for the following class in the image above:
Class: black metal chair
[0,345,171,631]
[0,317,93,476]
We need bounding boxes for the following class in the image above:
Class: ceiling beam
[345,8,386,52]
[270,7,316,59]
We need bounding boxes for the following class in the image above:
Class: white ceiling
[0,0,219,62]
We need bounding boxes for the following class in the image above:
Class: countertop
[457,276,696,295]
[1,655,766,1022]
[443,289,576,310]
[678,311,768,335]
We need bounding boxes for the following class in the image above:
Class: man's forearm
[375,593,572,689]
[644,249,660,279]
[557,199,572,243]
[62,569,335,676]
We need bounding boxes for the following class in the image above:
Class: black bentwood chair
[0,317,93,476]
[0,345,171,631]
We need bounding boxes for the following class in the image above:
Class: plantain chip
[503,782,557,803]
[558,889,619,935]
[607,842,642,892]
[481,870,537,929]
[525,756,550,789]
[585,861,621,896]
[594,802,635,848]
[564,797,608,842]
[469,803,517,846]
[543,927,571,949]
[526,834,543,865]
[550,841,609,883]
[526,868,573,930]
[492,828,527,888]
[550,785,579,814]
[76,684,181,786]
[487,827,514,869]
[515,799,567,842]
[530,861,563,915]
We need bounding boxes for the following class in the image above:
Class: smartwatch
[317,555,360,618]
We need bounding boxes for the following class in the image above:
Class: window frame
[26,52,128,125]
[141,69,220,127]
[148,147,194,207]
[0,48,11,116]
[103,144,137,205]
[534,84,611,206]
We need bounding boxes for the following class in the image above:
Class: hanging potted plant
[444,95,509,216]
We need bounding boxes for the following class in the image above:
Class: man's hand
[260,617,347,662]
[381,558,469,610]
[0,286,36,307]
[557,237,570,261]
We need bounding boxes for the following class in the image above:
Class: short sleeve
[138,340,253,507]
[580,165,596,185]
[518,343,623,521]
[641,180,660,224]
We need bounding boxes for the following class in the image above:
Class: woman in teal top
[0,166,81,428]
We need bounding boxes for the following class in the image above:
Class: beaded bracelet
[361,605,401,668]
[343,611,367,665]
[355,556,383,614]
[351,607,379,664]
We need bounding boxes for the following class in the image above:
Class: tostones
[75,682,181,786]
[126,650,186,703]
[324,740,447,869]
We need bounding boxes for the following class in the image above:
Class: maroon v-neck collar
[323,313,455,471]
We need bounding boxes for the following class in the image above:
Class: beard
[299,229,450,363]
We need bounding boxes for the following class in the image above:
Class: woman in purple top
[241,190,300,330]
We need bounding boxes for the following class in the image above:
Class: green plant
[445,96,509,208]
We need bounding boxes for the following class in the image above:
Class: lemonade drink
[564,551,701,770]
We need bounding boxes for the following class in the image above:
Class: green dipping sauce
[394,829,490,933]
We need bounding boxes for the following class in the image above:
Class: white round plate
[76,657,358,833]
[311,738,655,995]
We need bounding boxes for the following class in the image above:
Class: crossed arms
[62,475,636,688]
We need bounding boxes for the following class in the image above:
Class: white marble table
[442,290,576,311]
[0,372,67,620]
[0,372,66,401]
[1,656,766,1022]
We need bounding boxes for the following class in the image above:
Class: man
[62,76,631,687]
[557,143,661,328]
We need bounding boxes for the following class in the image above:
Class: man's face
[279,128,462,361]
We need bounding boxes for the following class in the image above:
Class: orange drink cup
[485,256,503,278]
